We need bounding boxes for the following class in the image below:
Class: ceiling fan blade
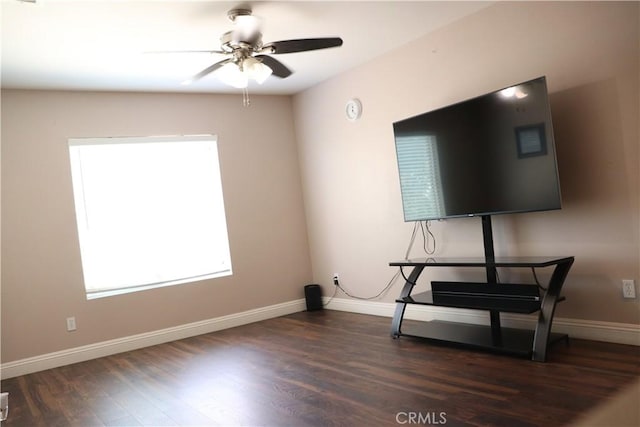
[255,55,293,78]
[184,59,232,84]
[263,38,343,54]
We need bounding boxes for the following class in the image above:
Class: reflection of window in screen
[396,134,444,221]
[516,123,547,158]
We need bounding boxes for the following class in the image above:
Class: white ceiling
[1,1,492,95]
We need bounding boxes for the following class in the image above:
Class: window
[68,135,232,299]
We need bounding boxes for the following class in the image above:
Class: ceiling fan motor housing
[227,8,253,21]
[220,31,263,54]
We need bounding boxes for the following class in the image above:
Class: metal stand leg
[391,265,424,338]
[490,310,502,345]
[532,258,574,361]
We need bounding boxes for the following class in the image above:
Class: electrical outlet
[622,280,636,299]
[0,392,8,421]
[66,316,77,331]
[333,274,340,286]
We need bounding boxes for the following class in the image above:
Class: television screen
[393,76,561,222]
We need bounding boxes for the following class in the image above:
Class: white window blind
[68,135,232,298]
[395,134,445,221]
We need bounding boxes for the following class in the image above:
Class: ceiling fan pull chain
[243,87,251,107]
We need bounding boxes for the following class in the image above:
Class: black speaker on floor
[304,284,323,311]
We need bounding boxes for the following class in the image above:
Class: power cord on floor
[331,270,401,301]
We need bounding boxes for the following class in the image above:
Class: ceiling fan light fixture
[217,62,249,88]
[243,57,272,84]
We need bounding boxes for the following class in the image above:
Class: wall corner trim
[1,299,307,380]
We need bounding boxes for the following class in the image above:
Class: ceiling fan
[174,8,343,89]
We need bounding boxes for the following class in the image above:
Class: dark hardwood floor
[2,310,639,426]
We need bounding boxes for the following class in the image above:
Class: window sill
[86,270,232,300]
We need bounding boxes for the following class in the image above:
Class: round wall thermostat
[345,98,362,121]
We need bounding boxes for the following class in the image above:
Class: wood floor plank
[1,310,639,426]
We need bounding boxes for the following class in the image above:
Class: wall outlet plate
[66,317,77,331]
[622,279,636,299]
[0,392,8,421]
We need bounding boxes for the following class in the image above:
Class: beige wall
[1,90,312,362]
[293,1,639,324]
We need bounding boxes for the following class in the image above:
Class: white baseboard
[324,297,640,346]
[1,299,307,380]
[3,297,637,380]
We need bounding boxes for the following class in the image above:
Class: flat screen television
[393,76,561,222]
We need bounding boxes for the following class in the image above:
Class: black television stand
[390,216,574,362]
